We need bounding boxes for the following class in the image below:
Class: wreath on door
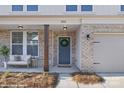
[60,38,69,47]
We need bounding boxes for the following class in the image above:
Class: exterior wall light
[17,25,23,30]
[86,34,90,40]
[63,26,67,31]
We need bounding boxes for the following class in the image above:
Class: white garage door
[94,33,124,72]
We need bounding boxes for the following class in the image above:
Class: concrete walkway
[56,74,124,88]
[57,74,78,88]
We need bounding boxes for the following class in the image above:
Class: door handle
[93,42,100,43]
[93,63,100,64]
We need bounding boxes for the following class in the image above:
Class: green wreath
[60,38,69,47]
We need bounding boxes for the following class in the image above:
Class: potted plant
[0,45,9,68]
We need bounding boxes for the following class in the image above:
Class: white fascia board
[81,17,124,24]
[0,16,81,25]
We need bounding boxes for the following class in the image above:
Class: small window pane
[121,5,124,11]
[12,32,23,43]
[81,5,93,11]
[12,5,23,11]
[27,45,38,56]
[27,32,38,44]
[27,5,38,11]
[12,45,23,55]
[66,5,77,11]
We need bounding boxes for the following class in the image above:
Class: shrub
[72,72,105,84]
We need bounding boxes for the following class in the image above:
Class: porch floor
[0,67,43,73]
[0,65,79,73]
[50,65,80,73]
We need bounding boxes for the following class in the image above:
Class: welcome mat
[58,66,71,68]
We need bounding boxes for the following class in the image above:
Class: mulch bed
[0,72,58,88]
[72,72,105,84]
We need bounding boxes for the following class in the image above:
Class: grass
[0,72,58,88]
[72,72,105,84]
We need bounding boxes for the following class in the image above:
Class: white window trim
[23,31,27,56]
[10,31,39,57]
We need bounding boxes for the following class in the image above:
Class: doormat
[58,66,71,68]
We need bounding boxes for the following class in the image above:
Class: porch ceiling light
[17,25,23,29]
[63,26,67,31]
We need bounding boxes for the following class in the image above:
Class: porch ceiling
[0,24,80,31]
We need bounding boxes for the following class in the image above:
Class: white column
[23,31,27,56]
[10,31,12,55]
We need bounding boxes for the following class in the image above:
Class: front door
[59,37,70,65]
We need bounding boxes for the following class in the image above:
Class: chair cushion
[14,55,22,61]
[7,61,28,65]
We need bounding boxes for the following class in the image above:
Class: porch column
[44,25,49,71]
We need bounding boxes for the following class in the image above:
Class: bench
[7,55,31,68]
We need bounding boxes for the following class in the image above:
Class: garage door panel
[94,34,124,72]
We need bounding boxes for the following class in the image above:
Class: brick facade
[0,30,10,61]
[0,30,10,47]
[0,24,123,71]
[52,31,76,66]
[79,24,124,72]
[0,30,77,68]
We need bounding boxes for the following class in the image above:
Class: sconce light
[17,25,23,30]
[86,34,90,40]
[63,26,67,31]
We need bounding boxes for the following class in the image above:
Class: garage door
[94,33,124,72]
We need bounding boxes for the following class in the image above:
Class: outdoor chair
[7,55,31,68]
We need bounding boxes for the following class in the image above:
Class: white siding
[0,5,10,15]
[94,5,120,15]
[39,5,65,15]
[0,5,123,16]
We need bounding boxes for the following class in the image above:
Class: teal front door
[59,37,70,65]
